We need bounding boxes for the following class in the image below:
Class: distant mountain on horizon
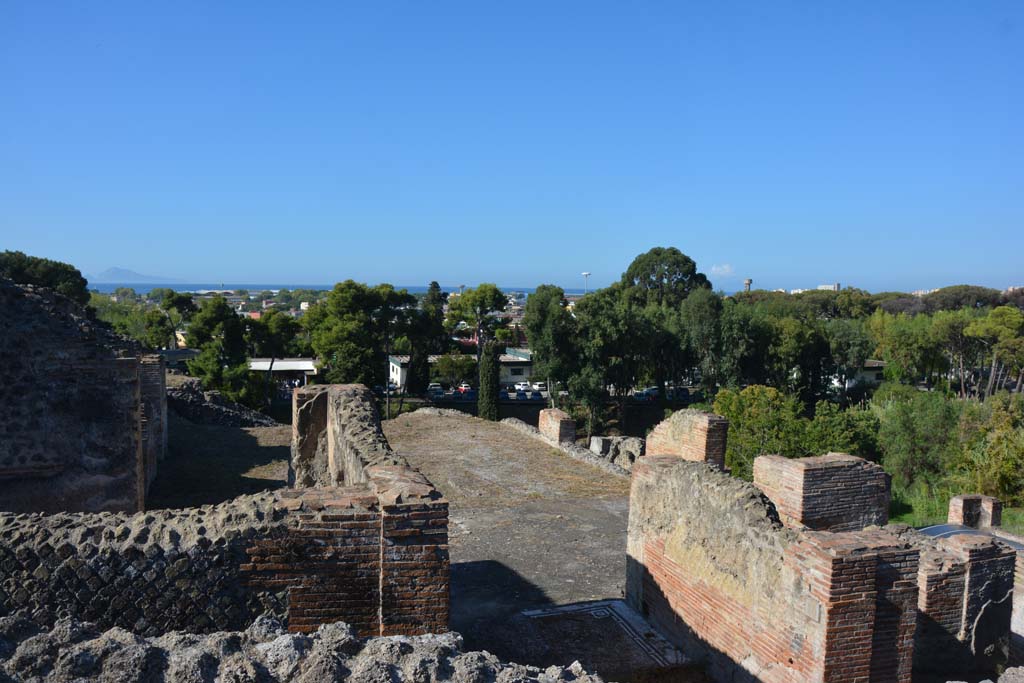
[89,267,184,284]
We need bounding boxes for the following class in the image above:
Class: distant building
[817,283,840,292]
[388,349,533,389]
[248,357,319,384]
[743,279,752,292]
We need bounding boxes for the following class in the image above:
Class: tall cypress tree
[478,340,500,421]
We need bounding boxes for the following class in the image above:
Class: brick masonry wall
[538,408,575,444]
[894,526,1017,677]
[644,409,727,470]
[627,456,917,683]
[754,453,889,532]
[0,279,150,513]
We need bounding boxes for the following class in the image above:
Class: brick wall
[0,279,151,513]
[754,453,890,532]
[627,455,916,683]
[644,409,727,470]
[538,408,575,444]
[948,494,1003,528]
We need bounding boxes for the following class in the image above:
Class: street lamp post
[582,272,591,295]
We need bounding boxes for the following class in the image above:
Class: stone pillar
[645,409,727,470]
[538,408,575,444]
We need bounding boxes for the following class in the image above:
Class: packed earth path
[382,409,632,664]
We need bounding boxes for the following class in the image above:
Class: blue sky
[1,2,1021,293]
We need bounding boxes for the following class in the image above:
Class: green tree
[478,341,501,421]
[967,306,1024,398]
[930,309,984,398]
[445,284,507,360]
[712,385,805,480]
[186,296,250,401]
[523,285,577,406]
[678,287,722,391]
[162,291,197,322]
[570,283,644,428]
[304,280,415,390]
[875,390,959,492]
[0,250,89,305]
[620,246,711,307]
[142,308,175,349]
[825,318,873,400]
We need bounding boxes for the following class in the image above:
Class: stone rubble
[0,615,610,683]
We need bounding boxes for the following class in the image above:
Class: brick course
[948,494,1003,528]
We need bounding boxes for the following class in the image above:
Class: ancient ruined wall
[754,453,890,532]
[627,456,918,683]
[644,409,727,470]
[898,529,1017,676]
[287,384,451,635]
[0,483,447,638]
[0,280,150,513]
[538,408,575,444]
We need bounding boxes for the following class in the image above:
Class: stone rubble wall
[290,384,405,488]
[626,454,918,683]
[589,436,644,471]
[753,453,890,532]
[0,279,159,514]
[0,614,611,683]
[644,409,727,470]
[166,379,278,428]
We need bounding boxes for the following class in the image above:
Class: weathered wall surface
[645,409,727,470]
[0,279,159,513]
[627,456,918,683]
[754,453,890,532]
[138,354,166,487]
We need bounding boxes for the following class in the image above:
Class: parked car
[426,382,443,393]
[515,390,527,400]
[531,381,547,392]
[463,389,477,401]
[529,391,543,401]
[458,382,472,393]
[514,381,531,392]
[498,390,509,400]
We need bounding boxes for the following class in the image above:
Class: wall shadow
[146,412,288,509]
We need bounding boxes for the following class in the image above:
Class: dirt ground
[383,410,632,664]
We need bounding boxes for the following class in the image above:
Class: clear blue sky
[2,2,1021,293]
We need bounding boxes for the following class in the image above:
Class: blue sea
[90,282,589,296]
